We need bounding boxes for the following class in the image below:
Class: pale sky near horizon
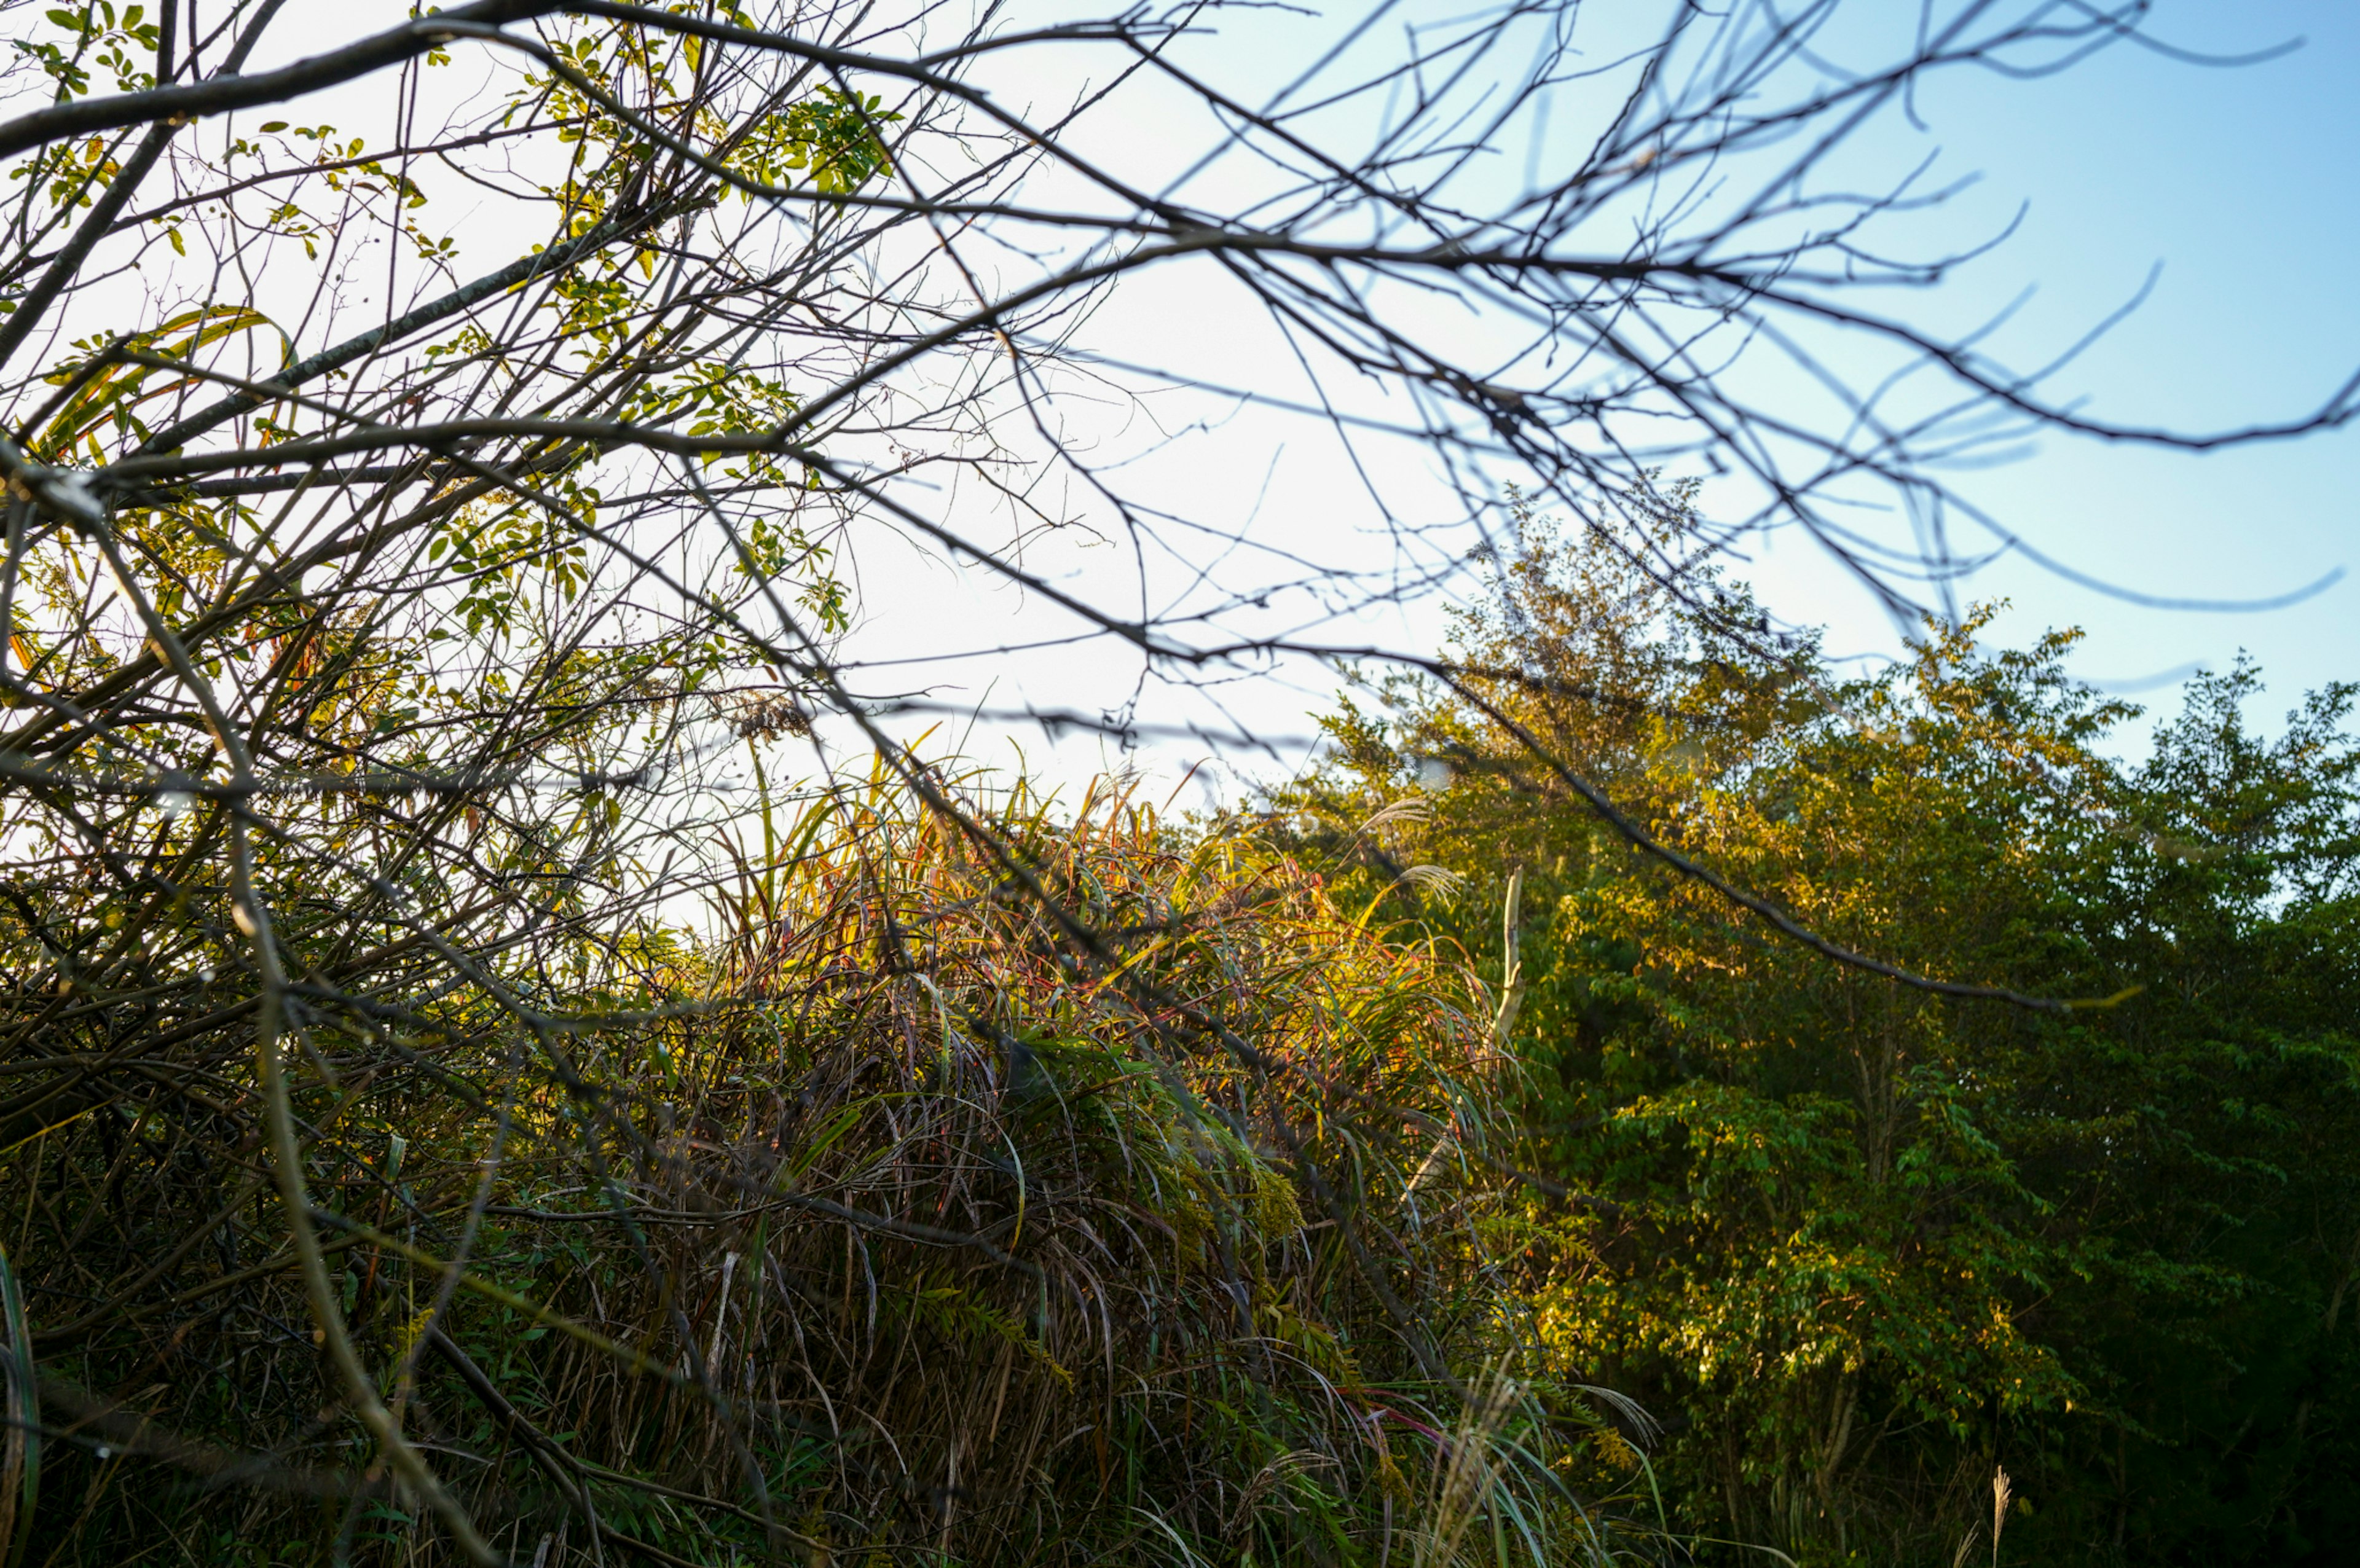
[917,0,2360,794]
[149,1,2360,799]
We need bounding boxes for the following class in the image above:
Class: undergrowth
[2,772,1662,1566]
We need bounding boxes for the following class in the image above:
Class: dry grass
[0,772,1654,1566]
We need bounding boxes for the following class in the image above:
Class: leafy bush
[2,770,1660,1566]
[1278,499,2360,1566]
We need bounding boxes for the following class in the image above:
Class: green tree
[1282,500,2360,1564]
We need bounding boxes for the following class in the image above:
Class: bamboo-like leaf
[0,1242,38,1568]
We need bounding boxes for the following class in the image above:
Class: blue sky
[228,2,2360,786]
[954,0,2360,785]
[1766,1,2360,715]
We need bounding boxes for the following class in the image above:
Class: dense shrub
[2,774,1654,1566]
[1278,504,2360,1566]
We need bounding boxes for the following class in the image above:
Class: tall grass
[1,770,1659,1565]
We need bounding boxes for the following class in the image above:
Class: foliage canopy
[1281,503,2360,1564]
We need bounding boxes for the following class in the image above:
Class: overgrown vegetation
[14,494,2351,1567]
[0,2,2350,1564]
[1276,500,2360,1565]
[2,768,1667,1565]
